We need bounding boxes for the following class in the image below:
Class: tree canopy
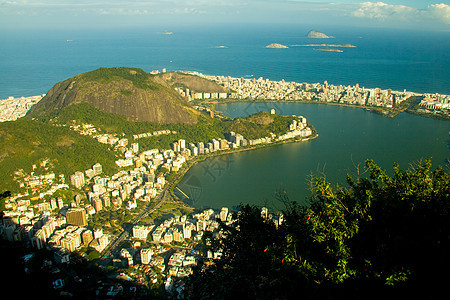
[186,159,449,299]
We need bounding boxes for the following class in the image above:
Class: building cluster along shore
[176,71,449,116]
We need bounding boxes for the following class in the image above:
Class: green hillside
[0,118,119,192]
[222,111,299,139]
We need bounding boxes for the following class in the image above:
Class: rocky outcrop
[266,43,289,49]
[307,30,333,39]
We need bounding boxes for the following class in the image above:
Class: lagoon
[176,102,449,210]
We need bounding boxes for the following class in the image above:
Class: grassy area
[81,67,160,91]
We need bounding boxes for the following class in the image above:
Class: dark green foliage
[221,111,293,140]
[186,160,450,298]
[267,114,297,136]
[120,89,133,96]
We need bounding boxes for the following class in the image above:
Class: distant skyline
[0,1,449,30]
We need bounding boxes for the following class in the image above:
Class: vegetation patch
[80,67,159,91]
[120,89,133,97]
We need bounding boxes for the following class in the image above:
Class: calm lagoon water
[176,102,449,210]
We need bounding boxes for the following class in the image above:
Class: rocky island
[307,30,333,39]
[300,43,356,48]
[265,43,288,49]
[315,47,343,53]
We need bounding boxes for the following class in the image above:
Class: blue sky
[0,1,449,30]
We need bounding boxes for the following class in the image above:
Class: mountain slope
[157,71,229,93]
[27,67,198,124]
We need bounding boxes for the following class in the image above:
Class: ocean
[1,24,449,99]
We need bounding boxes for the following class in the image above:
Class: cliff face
[28,68,198,125]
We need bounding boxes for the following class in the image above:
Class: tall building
[32,229,46,250]
[61,237,76,252]
[196,220,206,232]
[74,195,81,207]
[57,197,64,209]
[92,197,103,212]
[66,207,87,227]
[66,232,81,249]
[92,163,102,175]
[70,172,85,189]
[133,225,152,240]
[101,194,111,208]
[120,249,133,267]
[41,218,56,240]
[141,248,153,265]
[81,229,94,246]
[179,139,186,150]
[197,142,205,155]
[173,228,184,243]
[85,169,95,179]
[171,142,180,152]
[97,234,109,252]
[220,207,229,222]
[211,139,220,151]
[182,224,189,239]
[94,229,103,239]
[261,207,269,219]
[206,142,213,153]
[50,198,58,210]
[131,143,139,154]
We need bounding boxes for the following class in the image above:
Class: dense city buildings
[171,71,449,118]
[0,95,44,122]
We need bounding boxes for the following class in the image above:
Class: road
[98,155,201,263]
[100,187,172,260]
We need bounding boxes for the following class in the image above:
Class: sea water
[1,24,449,98]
